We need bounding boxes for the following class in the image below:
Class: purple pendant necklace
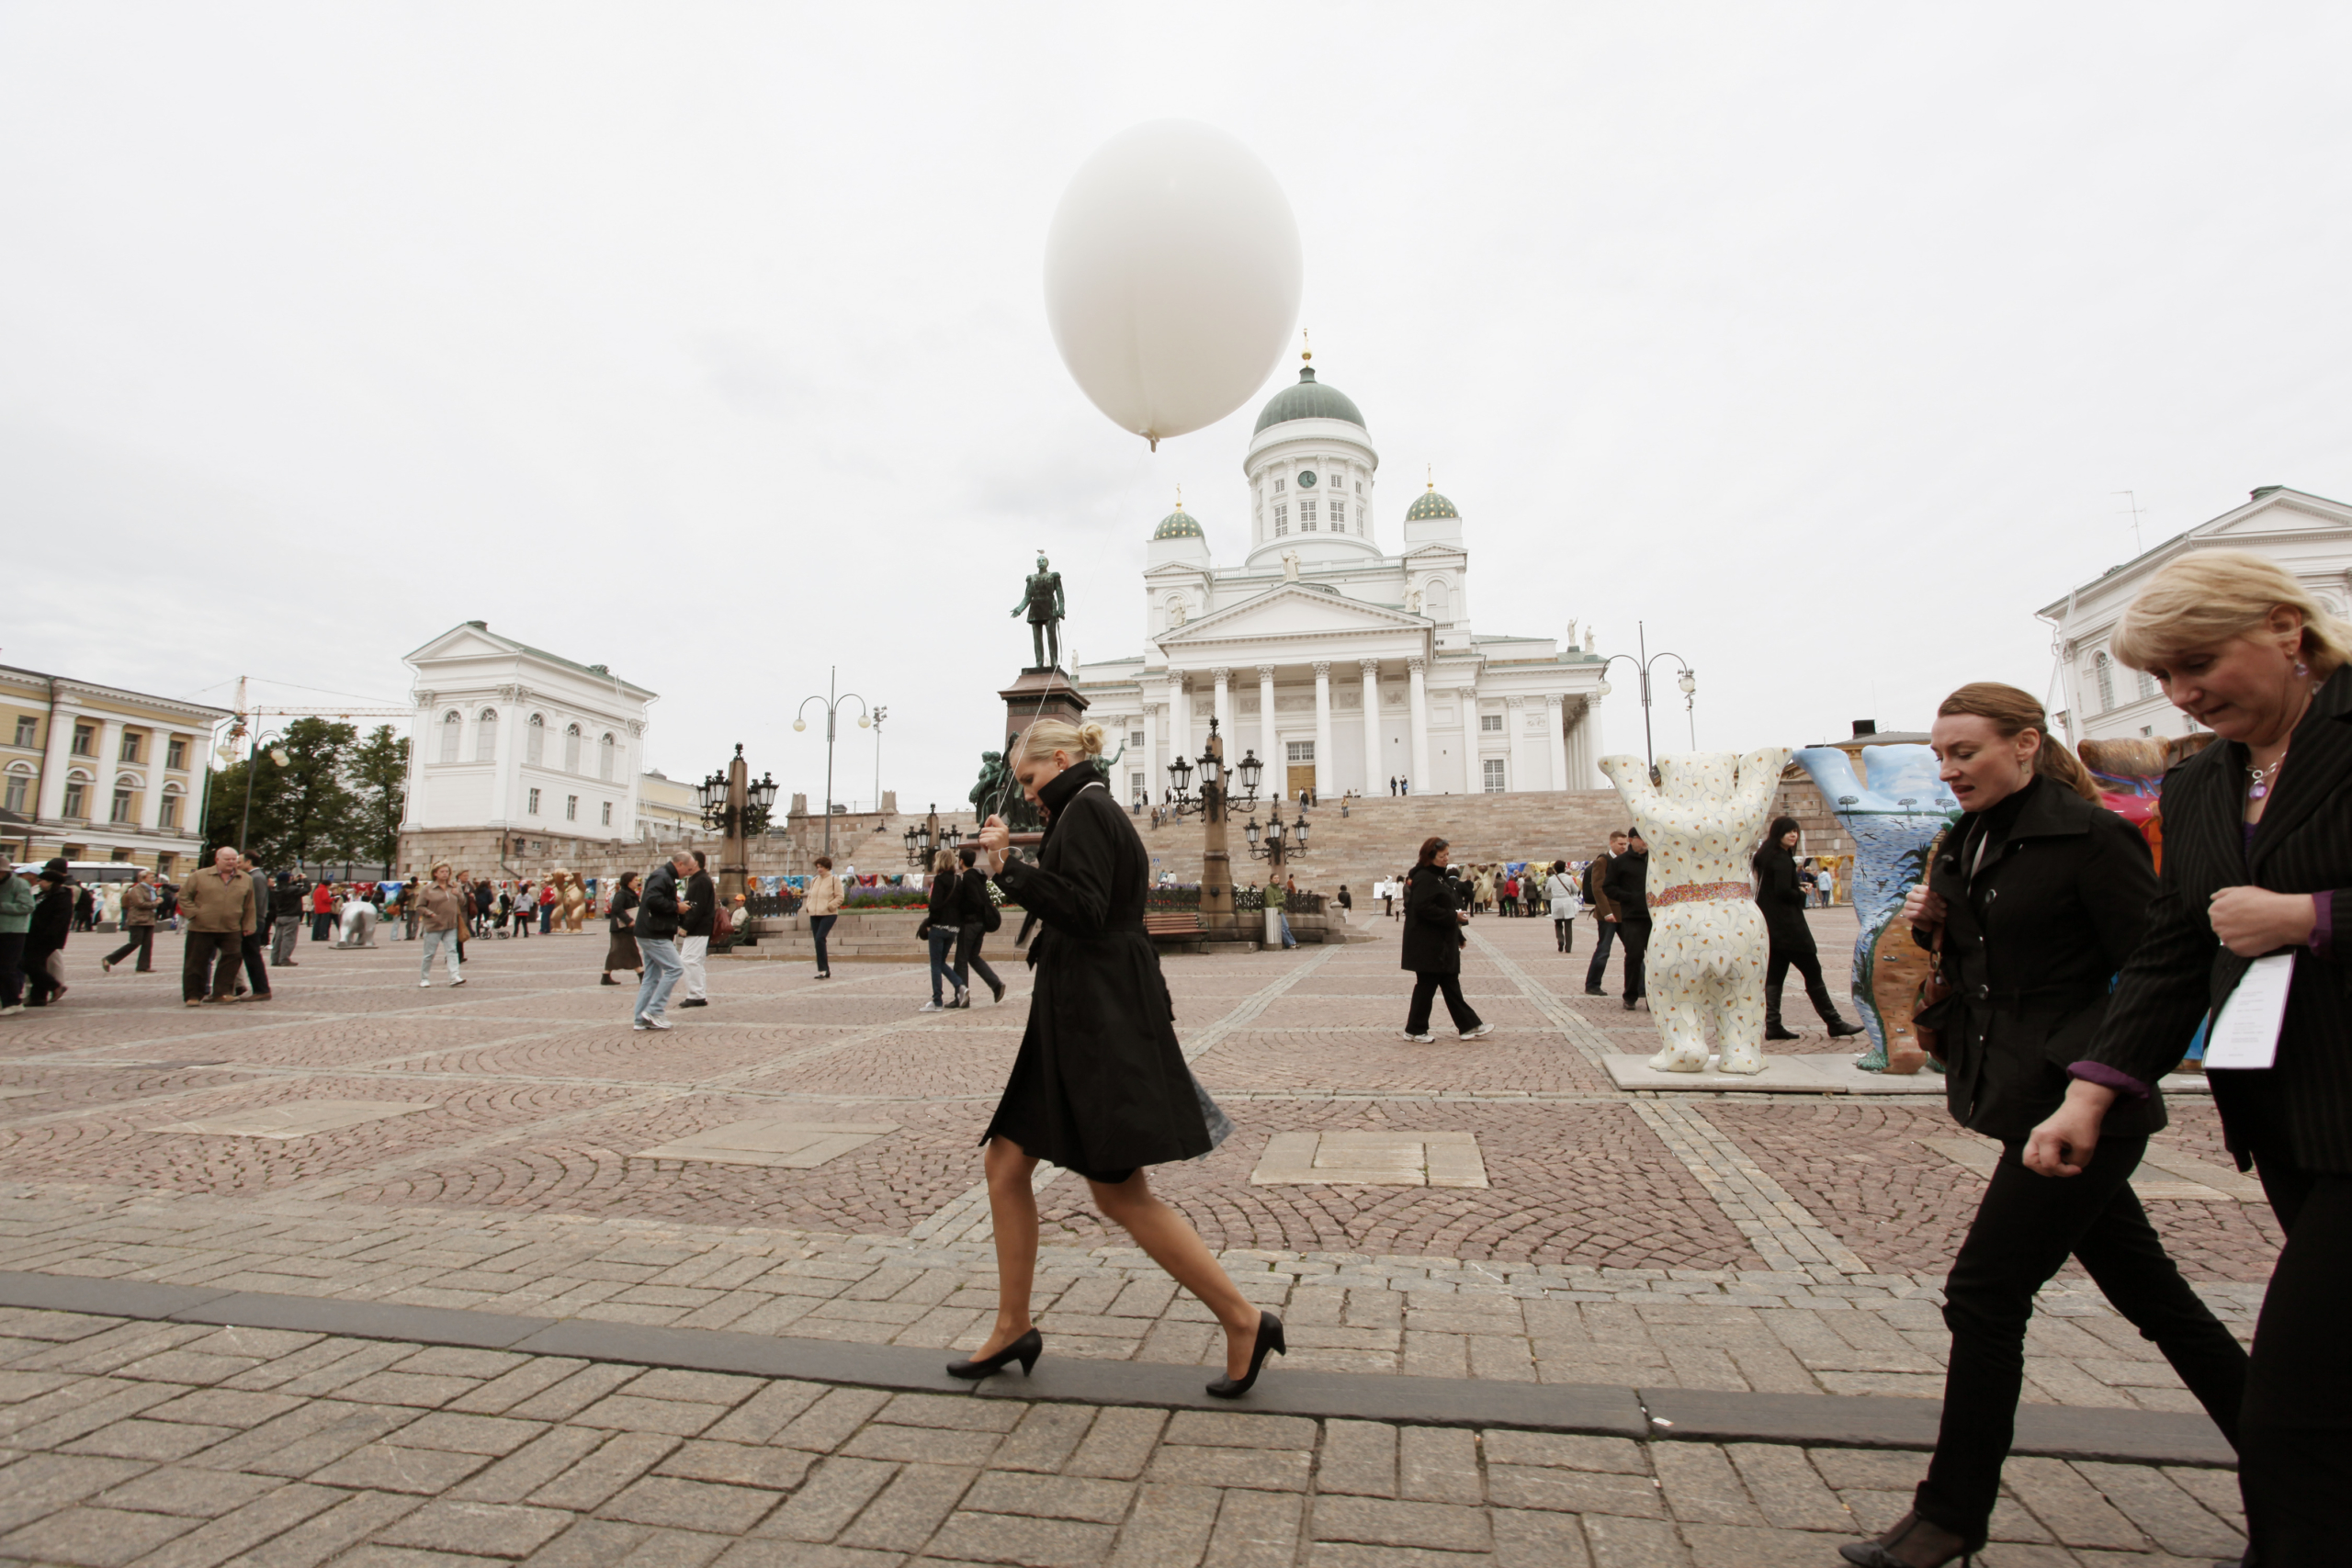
[2248,753,2285,801]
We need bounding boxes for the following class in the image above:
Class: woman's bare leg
[974,1137,1040,1358]
[1090,1171,1262,1379]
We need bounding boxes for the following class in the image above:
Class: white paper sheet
[2204,951,2295,1070]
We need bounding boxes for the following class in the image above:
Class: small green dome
[1152,509,1204,540]
[1406,487,1459,521]
[1253,365,1366,434]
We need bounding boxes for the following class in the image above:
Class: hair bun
[1077,722,1107,756]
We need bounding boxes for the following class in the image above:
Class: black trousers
[1764,947,1840,1025]
[0,932,20,1007]
[1554,916,1575,953]
[2237,1156,2352,1563]
[1405,971,1481,1035]
[105,927,154,971]
[239,930,271,997]
[22,945,63,1004]
[183,930,242,1001]
[1916,1136,2246,1546]
[1616,919,1649,1000]
[956,924,1001,994]
[1583,917,1617,989]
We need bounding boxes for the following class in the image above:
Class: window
[1483,759,1508,793]
[166,737,187,771]
[62,780,86,818]
[157,852,175,876]
[1300,499,1317,529]
[526,713,545,764]
[1286,740,1315,762]
[1129,731,1145,750]
[1330,502,1345,526]
[2094,651,2115,711]
[1355,479,1363,493]
[601,801,612,826]
[110,786,133,823]
[2140,726,2154,737]
[1480,713,1503,733]
[11,716,34,748]
[565,795,578,821]
[1424,581,1452,621]
[3,773,26,814]
[2137,668,2158,699]
[440,711,460,762]
[527,787,541,815]
[599,733,616,782]
[158,792,179,829]
[71,722,95,756]
[1273,476,1286,494]
[475,709,498,762]
[119,732,141,762]
[1273,504,1288,535]
[564,724,582,773]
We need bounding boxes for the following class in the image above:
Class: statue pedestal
[999,667,1090,746]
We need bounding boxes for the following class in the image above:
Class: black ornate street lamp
[695,744,778,901]
[1591,618,1697,773]
[903,805,965,868]
[1241,808,1312,872]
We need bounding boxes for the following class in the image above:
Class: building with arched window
[0,662,226,873]
[400,621,656,870]
[1073,353,1608,800]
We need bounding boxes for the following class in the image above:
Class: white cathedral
[1074,355,1607,803]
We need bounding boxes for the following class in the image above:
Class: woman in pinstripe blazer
[2028,548,2352,1567]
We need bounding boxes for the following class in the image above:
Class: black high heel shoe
[945,1327,1041,1380]
[1205,1311,1284,1399]
[1839,1511,1973,1567]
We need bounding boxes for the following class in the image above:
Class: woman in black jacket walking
[965,717,1280,1399]
[1399,838,1491,1043]
[23,863,74,1006]
[918,848,968,1012]
[1752,816,1864,1042]
[1841,683,2245,1568]
[600,872,641,987]
[2027,550,2352,1562]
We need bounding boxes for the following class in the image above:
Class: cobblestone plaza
[0,911,2270,1564]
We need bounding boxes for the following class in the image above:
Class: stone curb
[0,1269,2233,1468]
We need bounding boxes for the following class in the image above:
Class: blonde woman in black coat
[2029,550,2352,1564]
[965,716,1282,1398]
[1841,683,2246,1568]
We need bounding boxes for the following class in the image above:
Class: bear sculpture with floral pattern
[1600,748,1789,1075]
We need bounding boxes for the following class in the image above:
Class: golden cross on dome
[1301,329,1311,364]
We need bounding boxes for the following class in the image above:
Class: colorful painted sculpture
[1600,748,1788,1075]
[1792,745,1961,1072]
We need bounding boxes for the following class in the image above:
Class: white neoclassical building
[2039,486,2352,746]
[1074,355,1607,801]
[400,621,657,852]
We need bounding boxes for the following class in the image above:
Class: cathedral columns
[1211,669,1232,752]
[1407,658,1431,790]
[1141,702,1161,805]
[1166,671,1188,769]
[1545,694,1569,791]
[1359,660,1381,796]
[1256,666,1277,779]
[1311,663,1334,799]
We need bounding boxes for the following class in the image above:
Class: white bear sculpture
[1599,748,1789,1075]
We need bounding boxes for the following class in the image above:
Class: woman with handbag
[1842,682,2245,1568]
[956,845,1006,1006]
[917,848,968,1012]
[600,872,642,986]
[1399,838,1491,1043]
[1752,817,1866,1042]
[963,716,1280,1399]
[2027,549,2352,1562]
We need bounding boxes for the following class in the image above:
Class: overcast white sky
[5,4,2346,805]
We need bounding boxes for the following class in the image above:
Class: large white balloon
[1044,120,1303,449]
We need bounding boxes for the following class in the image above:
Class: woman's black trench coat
[1398,863,1466,975]
[985,763,1218,1181]
[1753,846,1816,960]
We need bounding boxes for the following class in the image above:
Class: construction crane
[210,678,413,855]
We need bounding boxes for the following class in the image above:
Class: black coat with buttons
[1912,774,2163,1142]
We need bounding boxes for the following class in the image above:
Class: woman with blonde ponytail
[957,715,1283,1399]
[1842,682,2246,1568]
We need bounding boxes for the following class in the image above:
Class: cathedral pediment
[1158,583,1429,649]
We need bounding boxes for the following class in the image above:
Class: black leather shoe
[679,998,708,1008]
[1826,1019,1867,1038]
[1839,1510,1973,1566]
[946,1327,1041,1380]
[599,975,620,986]
[1205,1311,1284,1399]
[1764,1023,1800,1042]
[989,979,1006,1004]
[1584,987,1606,997]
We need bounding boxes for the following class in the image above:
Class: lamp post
[1161,718,1262,942]
[1590,619,1696,773]
[903,805,964,868]
[869,706,888,812]
[792,666,870,861]
[695,744,780,902]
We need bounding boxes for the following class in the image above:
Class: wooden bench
[1143,912,1205,940]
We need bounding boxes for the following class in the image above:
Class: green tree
[202,717,360,871]
[347,725,410,870]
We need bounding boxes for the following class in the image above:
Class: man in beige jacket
[103,869,159,975]
[179,848,254,1005]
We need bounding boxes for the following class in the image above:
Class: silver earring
[2297,660,2311,679]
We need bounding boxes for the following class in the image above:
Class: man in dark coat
[677,850,716,1008]
[24,862,77,1006]
[1399,852,1489,1042]
[956,847,1005,1006]
[631,852,694,1030]
[1582,832,1625,995]
[1601,828,1650,1010]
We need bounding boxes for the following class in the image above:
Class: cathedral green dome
[1152,509,1204,540]
[1253,365,1366,434]
[1406,486,1459,521]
